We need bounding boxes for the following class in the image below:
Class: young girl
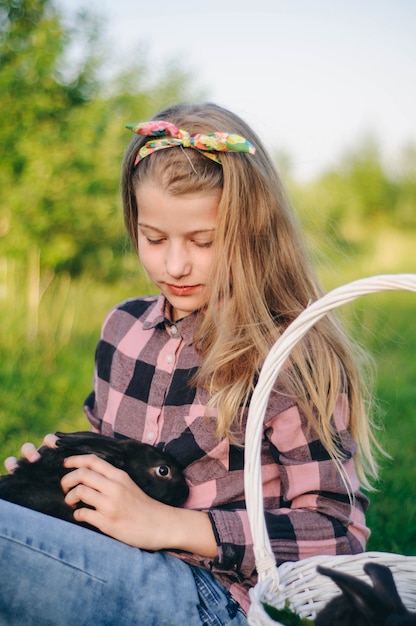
[0,102,375,625]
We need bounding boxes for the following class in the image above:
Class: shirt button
[146,431,154,441]
[170,325,178,335]
[166,354,173,364]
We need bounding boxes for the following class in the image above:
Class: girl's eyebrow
[138,223,215,235]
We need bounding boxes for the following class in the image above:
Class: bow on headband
[126,120,256,166]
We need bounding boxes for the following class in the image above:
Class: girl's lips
[166,284,201,296]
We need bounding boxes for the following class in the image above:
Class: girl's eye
[144,237,213,247]
[146,238,164,245]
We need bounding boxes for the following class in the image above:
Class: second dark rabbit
[315,561,416,625]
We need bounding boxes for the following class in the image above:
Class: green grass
[356,295,416,554]
[0,269,155,457]
[0,266,415,555]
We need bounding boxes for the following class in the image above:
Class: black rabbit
[315,562,416,625]
[0,431,189,529]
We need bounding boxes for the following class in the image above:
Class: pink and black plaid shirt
[84,294,369,612]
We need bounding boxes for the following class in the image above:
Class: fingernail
[21,443,41,462]
[4,456,18,473]
[43,434,58,448]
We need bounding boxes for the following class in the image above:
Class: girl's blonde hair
[122,102,379,489]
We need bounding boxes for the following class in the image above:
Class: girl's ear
[317,565,390,623]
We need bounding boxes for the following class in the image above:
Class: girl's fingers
[43,433,58,448]
[4,433,57,474]
[61,454,120,494]
[64,481,104,511]
[60,455,142,535]
[4,456,18,473]
[21,442,41,462]
[72,504,103,528]
[63,453,118,477]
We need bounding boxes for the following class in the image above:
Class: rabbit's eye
[156,465,171,478]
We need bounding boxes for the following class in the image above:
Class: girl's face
[135,182,220,321]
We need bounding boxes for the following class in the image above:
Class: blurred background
[0,0,415,553]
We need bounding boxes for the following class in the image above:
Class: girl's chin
[164,295,206,321]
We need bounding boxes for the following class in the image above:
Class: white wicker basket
[244,274,416,624]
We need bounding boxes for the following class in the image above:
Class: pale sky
[58,0,416,180]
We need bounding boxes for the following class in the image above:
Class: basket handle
[244,273,416,585]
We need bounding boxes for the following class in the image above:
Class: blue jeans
[0,500,247,626]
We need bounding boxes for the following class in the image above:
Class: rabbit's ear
[55,432,119,451]
[317,565,384,622]
[55,432,125,465]
[364,562,407,613]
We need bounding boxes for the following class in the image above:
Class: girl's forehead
[136,179,219,200]
[136,182,220,224]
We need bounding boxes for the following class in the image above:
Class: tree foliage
[283,136,416,279]
[0,0,200,280]
[293,136,416,236]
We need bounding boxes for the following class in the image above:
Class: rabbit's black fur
[315,562,416,625]
[0,431,189,528]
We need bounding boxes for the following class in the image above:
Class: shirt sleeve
[83,390,101,433]
[201,389,370,582]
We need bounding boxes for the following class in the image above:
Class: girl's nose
[165,243,191,278]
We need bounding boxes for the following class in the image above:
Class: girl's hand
[61,453,183,549]
[3,434,57,473]
[61,454,217,557]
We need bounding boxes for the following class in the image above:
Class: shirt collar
[142,294,199,346]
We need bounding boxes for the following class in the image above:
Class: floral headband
[126,120,256,166]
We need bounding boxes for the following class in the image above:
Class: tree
[0,0,200,283]
[394,143,416,228]
[0,0,100,268]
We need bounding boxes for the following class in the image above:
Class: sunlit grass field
[352,294,416,554]
[0,259,415,555]
[0,270,153,456]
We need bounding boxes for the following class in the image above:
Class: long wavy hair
[121,102,379,489]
